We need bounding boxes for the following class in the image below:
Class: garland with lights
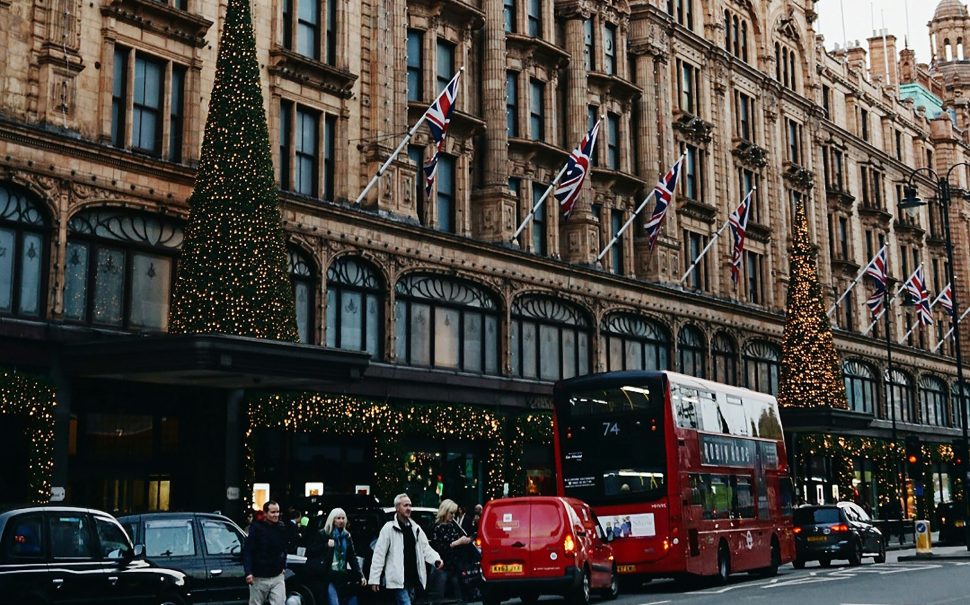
[169,0,297,340]
[0,368,56,503]
[778,201,849,410]
[244,394,540,505]
[509,412,554,496]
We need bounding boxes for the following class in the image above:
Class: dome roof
[935,0,969,20]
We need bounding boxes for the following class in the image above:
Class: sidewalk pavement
[897,544,970,561]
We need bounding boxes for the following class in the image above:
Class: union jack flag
[903,266,933,326]
[863,247,888,320]
[728,189,755,284]
[933,283,954,313]
[866,288,886,319]
[554,119,601,218]
[423,70,462,196]
[644,153,687,250]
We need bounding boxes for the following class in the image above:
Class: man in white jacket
[369,493,443,605]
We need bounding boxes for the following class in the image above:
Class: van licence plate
[616,565,637,573]
[491,563,523,574]
[957,520,966,528]
[807,536,826,543]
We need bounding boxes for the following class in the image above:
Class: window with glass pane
[583,19,594,70]
[742,341,780,395]
[282,0,293,48]
[678,60,697,114]
[503,0,516,32]
[712,332,737,385]
[111,47,129,147]
[736,91,752,141]
[842,360,877,414]
[610,210,623,274]
[169,65,185,162]
[395,274,499,373]
[532,182,546,255]
[683,230,708,291]
[64,209,182,331]
[603,23,616,74]
[529,79,545,141]
[787,119,801,164]
[506,72,519,137]
[324,115,336,202]
[295,107,319,196]
[683,144,701,200]
[601,313,670,372]
[279,101,293,189]
[678,325,706,378]
[297,0,321,59]
[607,113,620,169]
[0,184,48,318]
[527,0,541,37]
[132,55,164,155]
[408,146,426,224]
[437,155,456,233]
[746,251,764,304]
[407,30,423,101]
[887,369,915,424]
[920,376,949,427]
[588,106,599,166]
[290,249,316,344]
[326,256,382,357]
[436,40,455,91]
[952,382,968,429]
[512,295,590,380]
[325,0,337,64]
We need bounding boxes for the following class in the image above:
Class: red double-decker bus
[553,370,795,584]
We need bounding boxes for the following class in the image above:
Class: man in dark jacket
[243,500,288,605]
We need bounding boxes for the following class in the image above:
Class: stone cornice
[100,0,212,48]
[268,47,358,99]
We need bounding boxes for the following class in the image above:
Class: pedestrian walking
[243,500,288,605]
[430,499,476,601]
[285,505,303,554]
[368,493,443,605]
[461,503,482,538]
[316,508,365,605]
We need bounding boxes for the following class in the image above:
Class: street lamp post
[901,164,970,550]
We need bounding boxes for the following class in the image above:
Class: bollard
[915,519,932,557]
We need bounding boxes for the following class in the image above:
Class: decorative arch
[326,255,385,357]
[600,311,670,372]
[712,330,738,385]
[843,359,878,415]
[0,182,51,318]
[512,293,591,380]
[289,247,317,344]
[395,272,500,373]
[887,368,916,424]
[677,324,706,378]
[742,339,781,395]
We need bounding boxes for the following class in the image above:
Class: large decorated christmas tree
[778,200,848,409]
[169,0,298,341]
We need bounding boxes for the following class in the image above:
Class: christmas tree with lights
[778,200,848,409]
[169,0,297,341]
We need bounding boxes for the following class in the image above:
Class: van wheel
[601,567,619,600]
[714,542,730,585]
[571,569,591,605]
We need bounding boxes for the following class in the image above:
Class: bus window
[674,386,699,429]
[733,476,755,518]
[779,476,794,516]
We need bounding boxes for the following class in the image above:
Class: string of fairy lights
[168,0,298,341]
[778,200,849,410]
[244,394,554,507]
[0,369,56,503]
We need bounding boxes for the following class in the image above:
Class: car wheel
[158,594,186,605]
[874,540,887,564]
[571,569,591,605]
[818,557,831,568]
[792,557,805,570]
[848,540,862,567]
[715,542,730,585]
[288,583,316,605]
[601,566,619,600]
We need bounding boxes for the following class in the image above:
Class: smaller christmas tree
[778,200,848,409]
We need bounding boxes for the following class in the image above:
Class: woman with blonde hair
[315,507,365,605]
[430,499,476,601]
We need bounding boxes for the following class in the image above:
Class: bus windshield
[556,378,667,505]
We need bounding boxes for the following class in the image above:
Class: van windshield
[555,378,667,505]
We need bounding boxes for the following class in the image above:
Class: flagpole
[827,244,887,317]
[510,162,571,242]
[679,221,730,284]
[355,68,463,206]
[596,190,651,263]
[933,306,970,353]
[898,284,947,343]
[864,263,924,335]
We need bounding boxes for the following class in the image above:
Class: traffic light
[905,435,923,473]
[952,438,968,475]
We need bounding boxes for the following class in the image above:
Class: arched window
[512,294,590,380]
[289,248,316,344]
[63,209,182,331]
[395,273,499,373]
[0,183,48,318]
[953,382,969,429]
[742,340,781,395]
[886,369,916,424]
[843,360,878,415]
[712,332,737,386]
[678,325,706,378]
[326,256,383,357]
[601,312,670,372]
[920,376,949,427]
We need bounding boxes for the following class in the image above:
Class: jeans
[388,587,416,605]
[327,582,360,605]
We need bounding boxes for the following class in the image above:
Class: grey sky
[814,0,937,66]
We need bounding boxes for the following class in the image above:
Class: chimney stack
[868,30,899,86]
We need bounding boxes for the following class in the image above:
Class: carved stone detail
[731,140,769,169]
[673,113,714,144]
[783,162,815,191]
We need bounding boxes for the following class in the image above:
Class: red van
[479,497,617,605]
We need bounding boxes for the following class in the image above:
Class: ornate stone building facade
[1,0,969,516]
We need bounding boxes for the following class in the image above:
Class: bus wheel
[715,543,730,585]
[760,538,781,577]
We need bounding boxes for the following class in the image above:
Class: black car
[792,502,886,568]
[937,501,967,545]
[0,505,191,605]
[299,494,387,569]
[119,512,319,605]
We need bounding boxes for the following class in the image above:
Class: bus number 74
[602,422,620,436]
